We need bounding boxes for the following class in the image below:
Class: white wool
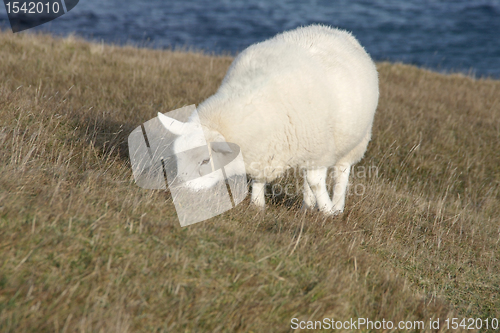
[159,24,379,215]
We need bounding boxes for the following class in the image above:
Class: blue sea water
[1,0,500,78]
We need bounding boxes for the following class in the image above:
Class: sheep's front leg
[331,163,351,214]
[251,179,266,209]
[306,167,335,215]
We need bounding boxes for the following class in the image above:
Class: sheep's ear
[211,142,233,154]
[157,112,194,135]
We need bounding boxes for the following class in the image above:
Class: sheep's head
[157,112,234,190]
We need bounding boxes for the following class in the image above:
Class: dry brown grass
[0,30,499,332]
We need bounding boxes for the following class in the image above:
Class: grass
[0,30,499,332]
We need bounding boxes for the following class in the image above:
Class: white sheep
[158,24,379,215]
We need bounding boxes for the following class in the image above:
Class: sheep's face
[158,113,232,191]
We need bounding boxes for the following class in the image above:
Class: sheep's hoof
[250,202,266,213]
[301,201,316,212]
[324,209,343,217]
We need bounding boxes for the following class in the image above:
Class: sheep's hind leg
[330,130,370,214]
[251,179,266,209]
[331,163,351,214]
[302,179,316,210]
[306,167,335,215]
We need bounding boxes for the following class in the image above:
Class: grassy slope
[0,31,499,332]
